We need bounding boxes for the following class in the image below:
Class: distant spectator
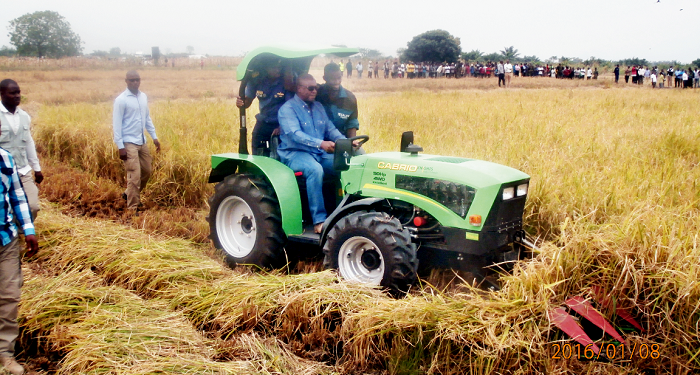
[614,65,620,83]
[497,61,505,87]
[346,60,352,78]
[355,61,363,79]
[651,71,657,88]
[504,60,513,86]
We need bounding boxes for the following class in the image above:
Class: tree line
[3,12,699,69]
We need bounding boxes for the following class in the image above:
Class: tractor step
[288,226,321,245]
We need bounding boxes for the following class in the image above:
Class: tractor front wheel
[323,211,418,296]
[209,174,286,269]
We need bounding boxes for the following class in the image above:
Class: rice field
[11,64,700,374]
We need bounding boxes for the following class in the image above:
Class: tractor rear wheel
[209,174,286,268]
[323,211,418,296]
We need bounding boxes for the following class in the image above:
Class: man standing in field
[504,60,513,87]
[113,71,161,215]
[497,61,505,87]
[277,74,347,234]
[0,128,39,375]
[317,63,361,140]
[614,65,620,83]
[0,80,43,220]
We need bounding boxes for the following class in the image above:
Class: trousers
[124,142,152,210]
[19,173,39,219]
[0,237,21,357]
[281,151,337,225]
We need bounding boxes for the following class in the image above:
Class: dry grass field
[7,63,700,374]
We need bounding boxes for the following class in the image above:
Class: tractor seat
[270,135,336,183]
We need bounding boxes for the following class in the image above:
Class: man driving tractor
[277,74,347,234]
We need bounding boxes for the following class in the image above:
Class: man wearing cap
[277,74,347,234]
[236,57,294,155]
[316,63,360,141]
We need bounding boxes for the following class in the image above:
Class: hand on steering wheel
[347,135,369,150]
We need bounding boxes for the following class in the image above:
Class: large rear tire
[323,211,418,296]
[209,174,286,268]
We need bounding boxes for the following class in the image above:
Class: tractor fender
[209,153,303,236]
[320,196,385,246]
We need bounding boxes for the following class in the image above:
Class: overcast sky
[1,0,698,63]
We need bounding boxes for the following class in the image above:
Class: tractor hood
[358,152,529,188]
[236,45,360,81]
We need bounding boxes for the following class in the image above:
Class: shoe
[313,223,323,234]
[0,356,24,375]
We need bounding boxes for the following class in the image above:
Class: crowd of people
[620,65,699,88]
[335,58,700,89]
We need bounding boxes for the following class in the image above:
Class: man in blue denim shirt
[278,74,346,234]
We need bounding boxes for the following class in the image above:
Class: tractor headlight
[396,175,475,218]
[516,183,528,197]
[502,187,515,200]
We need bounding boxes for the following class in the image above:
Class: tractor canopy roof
[236,45,360,81]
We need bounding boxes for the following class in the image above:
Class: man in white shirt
[638,67,646,85]
[504,60,513,87]
[0,80,43,219]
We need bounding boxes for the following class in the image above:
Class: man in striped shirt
[0,142,38,375]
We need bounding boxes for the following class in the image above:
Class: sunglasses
[301,85,317,91]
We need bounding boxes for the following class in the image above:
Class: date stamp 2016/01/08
[550,342,660,360]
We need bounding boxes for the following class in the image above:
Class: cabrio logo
[377,162,418,172]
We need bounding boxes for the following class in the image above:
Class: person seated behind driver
[236,57,294,156]
[316,63,362,152]
[277,74,346,234]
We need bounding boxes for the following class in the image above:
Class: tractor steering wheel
[348,135,370,150]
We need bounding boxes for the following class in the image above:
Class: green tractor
[208,46,533,294]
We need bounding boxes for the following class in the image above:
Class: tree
[500,46,520,60]
[461,49,483,62]
[521,55,541,64]
[8,11,83,58]
[186,46,195,54]
[402,30,461,63]
[0,45,16,57]
[618,57,647,67]
[481,52,502,63]
[90,50,108,57]
[109,47,121,57]
[692,58,700,67]
[359,48,383,59]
